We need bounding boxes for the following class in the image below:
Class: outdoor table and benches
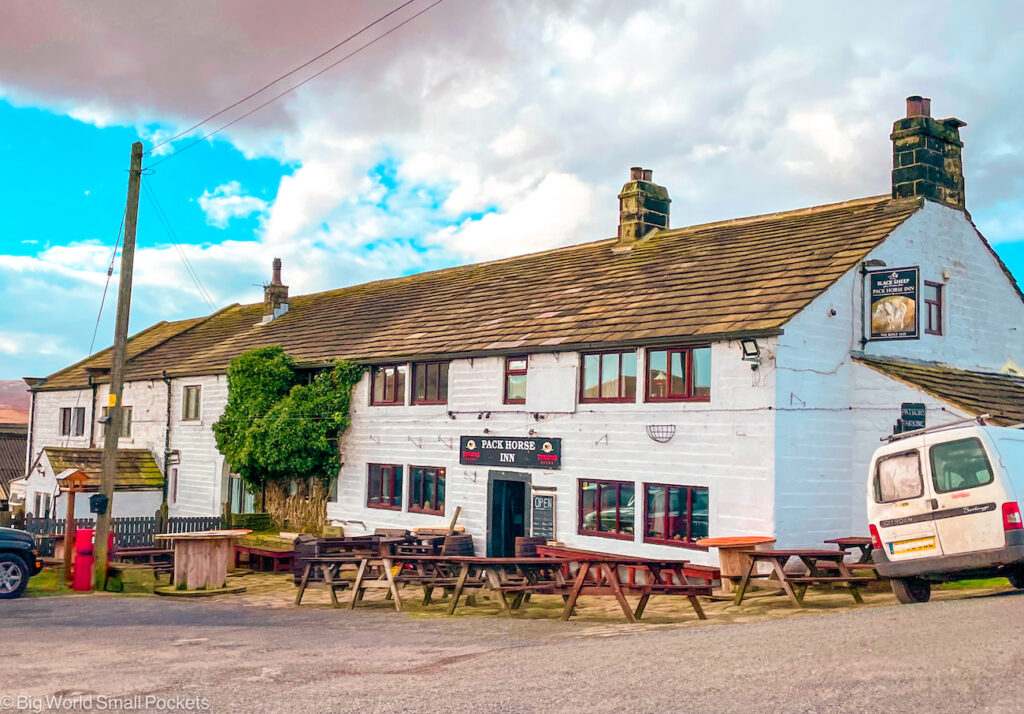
[234,545,294,573]
[558,557,712,623]
[111,547,174,576]
[733,549,873,608]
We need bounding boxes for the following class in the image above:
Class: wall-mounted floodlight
[740,337,761,371]
[861,258,887,274]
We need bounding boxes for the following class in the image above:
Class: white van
[867,418,1024,604]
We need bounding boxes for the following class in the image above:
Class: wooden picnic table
[294,555,361,607]
[559,557,711,623]
[439,557,568,616]
[824,537,874,564]
[733,549,873,608]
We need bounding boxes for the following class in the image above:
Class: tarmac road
[3,590,1023,713]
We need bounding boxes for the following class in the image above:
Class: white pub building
[19,97,1024,566]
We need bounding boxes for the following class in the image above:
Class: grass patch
[938,577,1011,590]
[25,567,75,597]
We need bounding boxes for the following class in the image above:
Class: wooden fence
[24,514,223,555]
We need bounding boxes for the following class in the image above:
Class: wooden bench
[235,545,293,573]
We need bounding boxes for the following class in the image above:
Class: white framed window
[182,385,202,421]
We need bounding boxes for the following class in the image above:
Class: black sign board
[900,402,926,432]
[868,267,920,341]
[460,436,562,470]
[531,494,555,540]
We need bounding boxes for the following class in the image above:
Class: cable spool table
[155,529,251,591]
[695,536,776,594]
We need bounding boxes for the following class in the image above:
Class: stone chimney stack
[263,257,289,321]
[617,167,671,247]
[891,96,966,209]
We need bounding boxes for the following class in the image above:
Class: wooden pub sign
[459,436,562,470]
[868,266,920,341]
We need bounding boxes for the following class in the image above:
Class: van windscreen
[930,438,994,493]
[875,451,923,503]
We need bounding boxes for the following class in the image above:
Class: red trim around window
[645,346,711,402]
[370,364,406,405]
[579,350,637,403]
[924,281,943,336]
[504,356,528,405]
[411,361,450,405]
[366,463,403,510]
[408,465,446,515]
[642,483,709,550]
[578,479,636,540]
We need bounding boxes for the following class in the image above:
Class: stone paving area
[223,569,1013,627]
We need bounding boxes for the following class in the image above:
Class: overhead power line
[141,178,218,311]
[144,0,445,170]
[146,0,420,154]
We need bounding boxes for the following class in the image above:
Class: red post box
[72,528,95,591]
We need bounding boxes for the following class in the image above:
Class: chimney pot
[641,169,653,182]
[629,166,644,181]
[905,95,931,118]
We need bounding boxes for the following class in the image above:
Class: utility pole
[93,141,143,590]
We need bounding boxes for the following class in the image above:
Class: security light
[741,338,760,360]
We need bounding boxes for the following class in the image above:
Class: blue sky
[1,1,1023,380]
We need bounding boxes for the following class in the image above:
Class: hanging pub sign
[868,267,920,341]
[460,436,562,470]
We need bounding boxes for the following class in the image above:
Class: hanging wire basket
[645,424,676,444]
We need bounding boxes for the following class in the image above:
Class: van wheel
[0,554,29,599]
[891,577,931,604]
[1007,570,1024,589]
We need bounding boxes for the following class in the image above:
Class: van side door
[928,436,1006,555]
[872,448,944,561]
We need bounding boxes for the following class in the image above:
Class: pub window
[73,407,86,436]
[504,356,528,404]
[645,346,711,402]
[580,350,637,403]
[924,281,943,336]
[411,361,450,405]
[169,467,179,504]
[101,406,133,438]
[644,484,709,547]
[59,407,72,436]
[578,479,635,539]
[409,465,445,515]
[182,385,202,421]
[371,364,407,405]
[367,464,403,510]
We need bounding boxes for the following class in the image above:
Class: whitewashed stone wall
[168,374,230,517]
[330,340,777,565]
[774,202,1024,546]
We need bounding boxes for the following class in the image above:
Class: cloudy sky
[1,0,1023,380]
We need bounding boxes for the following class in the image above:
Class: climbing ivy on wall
[213,346,364,496]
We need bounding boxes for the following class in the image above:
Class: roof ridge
[29,319,172,384]
[852,352,1024,380]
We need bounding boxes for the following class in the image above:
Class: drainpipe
[88,377,98,448]
[160,371,172,527]
[25,390,36,478]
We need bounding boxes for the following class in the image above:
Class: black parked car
[0,526,43,599]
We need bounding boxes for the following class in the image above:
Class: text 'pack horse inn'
[19,96,1024,566]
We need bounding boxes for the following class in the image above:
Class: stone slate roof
[43,447,163,491]
[0,423,27,501]
[36,195,925,390]
[855,355,1024,426]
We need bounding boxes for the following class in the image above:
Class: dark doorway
[487,471,530,557]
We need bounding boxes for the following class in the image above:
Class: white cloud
[198,181,269,228]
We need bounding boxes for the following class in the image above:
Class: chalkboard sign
[531,493,555,540]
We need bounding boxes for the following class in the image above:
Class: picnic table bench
[822,536,881,579]
[294,556,358,607]
[733,549,873,608]
[234,545,293,573]
[559,557,711,622]
[111,547,174,576]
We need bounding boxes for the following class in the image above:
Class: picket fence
[23,514,222,554]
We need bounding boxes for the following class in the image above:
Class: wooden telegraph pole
[93,141,144,590]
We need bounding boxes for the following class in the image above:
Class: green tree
[213,346,299,493]
[213,347,364,507]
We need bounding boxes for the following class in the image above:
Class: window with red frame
[371,364,407,405]
[645,346,711,401]
[504,356,528,404]
[924,281,944,336]
[367,463,403,510]
[579,350,637,403]
[644,484,709,547]
[409,466,445,515]
[578,479,635,539]
[412,361,449,404]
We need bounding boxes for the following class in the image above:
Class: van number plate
[889,536,936,555]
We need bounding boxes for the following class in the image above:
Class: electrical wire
[144,0,446,171]
[141,178,218,311]
[146,0,420,154]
